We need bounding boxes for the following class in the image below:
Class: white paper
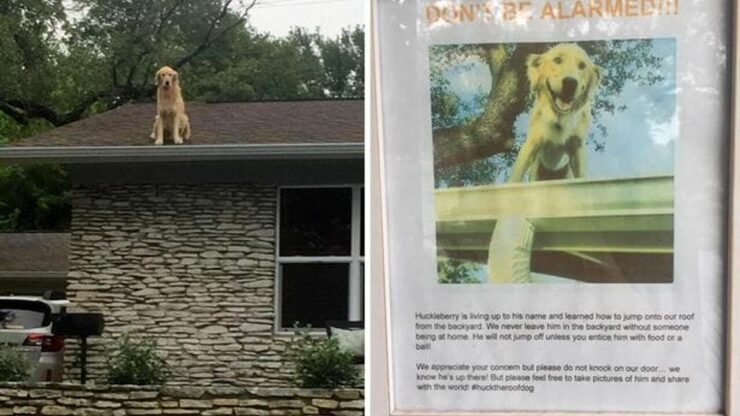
[377,0,728,412]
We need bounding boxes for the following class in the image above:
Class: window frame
[274,184,364,333]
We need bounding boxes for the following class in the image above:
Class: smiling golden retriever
[150,66,190,145]
[509,43,602,182]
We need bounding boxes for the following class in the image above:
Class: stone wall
[65,183,296,386]
[0,383,363,415]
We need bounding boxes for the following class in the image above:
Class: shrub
[105,333,171,385]
[0,345,31,382]
[289,328,360,388]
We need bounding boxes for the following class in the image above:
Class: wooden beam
[435,175,674,283]
[436,175,674,255]
[436,175,673,223]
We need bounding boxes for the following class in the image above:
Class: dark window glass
[360,263,365,319]
[0,280,66,297]
[281,263,349,328]
[0,300,51,329]
[279,188,352,256]
[360,189,365,256]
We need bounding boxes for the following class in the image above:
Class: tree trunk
[433,43,547,169]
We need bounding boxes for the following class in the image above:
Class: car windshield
[0,300,50,330]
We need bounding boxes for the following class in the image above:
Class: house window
[277,186,364,330]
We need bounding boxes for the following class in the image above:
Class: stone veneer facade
[0,383,363,415]
[64,183,297,386]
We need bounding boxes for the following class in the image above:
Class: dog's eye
[554,57,562,64]
[578,62,586,70]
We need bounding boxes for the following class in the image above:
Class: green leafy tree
[0,0,68,125]
[0,164,71,231]
[318,26,364,98]
[438,258,482,284]
[187,28,326,101]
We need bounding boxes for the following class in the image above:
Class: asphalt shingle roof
[8,100,363,147]
[0,233,69,273]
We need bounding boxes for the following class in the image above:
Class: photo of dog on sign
[429,39,676,285]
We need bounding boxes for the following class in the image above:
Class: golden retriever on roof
[151,66,191,145]
[509,43,601,182]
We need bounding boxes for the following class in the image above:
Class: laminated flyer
[376,0,729,412]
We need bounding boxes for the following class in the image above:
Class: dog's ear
[526,54,543,93]
[154,71,160,86]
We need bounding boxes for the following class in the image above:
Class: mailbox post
[52,313,105,384]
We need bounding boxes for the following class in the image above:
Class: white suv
[0,295,69,382]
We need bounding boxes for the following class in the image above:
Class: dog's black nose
[561,77,578,100]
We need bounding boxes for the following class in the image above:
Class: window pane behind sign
[281,263,350,328]
[279,188,352,256]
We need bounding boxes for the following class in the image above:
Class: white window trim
[274,184,364,333]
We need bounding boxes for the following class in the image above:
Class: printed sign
[377,0,728,412]
[431,38,676,285]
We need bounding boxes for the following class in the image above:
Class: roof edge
[0,143,364,164]
[0,271,68,279]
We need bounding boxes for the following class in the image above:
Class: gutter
[0,143,364,164]
[0,271,68,279]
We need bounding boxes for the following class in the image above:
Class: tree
[186,27,326,101]
[318,26,364,98]
[438,258,481,284]
[430,40,665,180]
[0,164,71,231]
[0,0,262,126]
[0,0,68,125]
[184,26,365,102]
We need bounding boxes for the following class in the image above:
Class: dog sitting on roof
[150,66,191,145]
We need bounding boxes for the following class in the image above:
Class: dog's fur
[509,43,601,182]
[151,66,190,145]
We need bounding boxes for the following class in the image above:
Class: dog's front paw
[154,138,164,146]
[173,136,183,145]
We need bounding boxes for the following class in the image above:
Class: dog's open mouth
[547,81,575,113]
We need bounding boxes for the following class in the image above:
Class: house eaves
[0,271,68,279]
[0,143,364,164]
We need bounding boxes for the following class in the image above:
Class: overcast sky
[61,0,364,39]
[248,0,364,37]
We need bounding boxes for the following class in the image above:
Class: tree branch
[0,89,111,127]
[126,47,154,88]
[0,101,31,125]
[432,43,547,169]
[156,0,187,36]
[174,0,257,69]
